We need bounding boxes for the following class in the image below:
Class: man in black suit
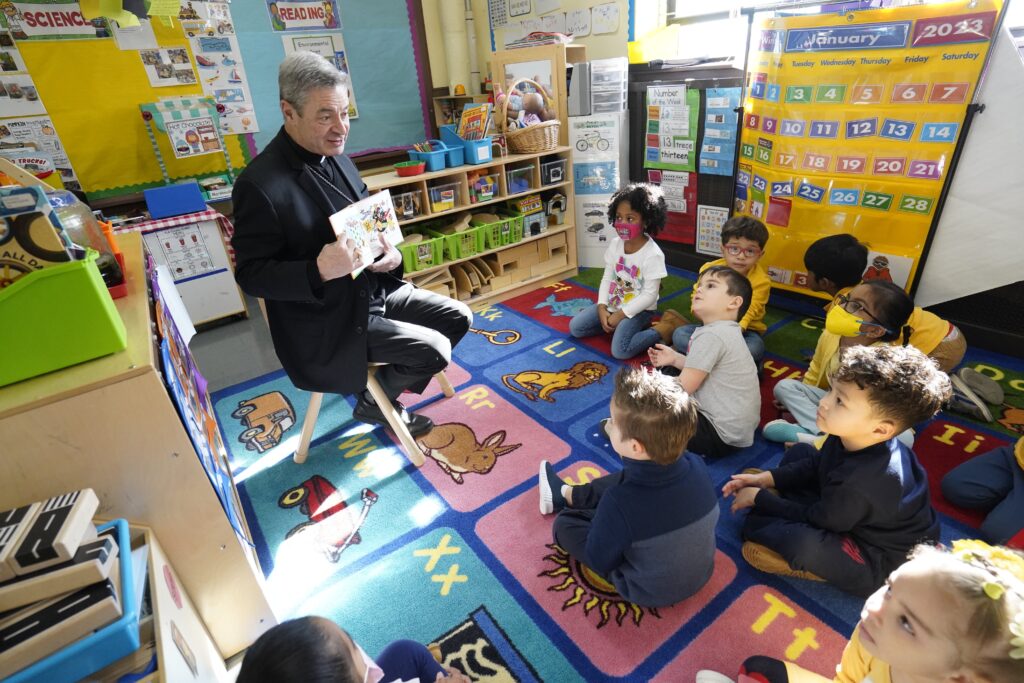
[231,52,471,437]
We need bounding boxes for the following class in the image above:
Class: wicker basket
[499,78,560,154]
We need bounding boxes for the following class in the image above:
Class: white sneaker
[696,670,735,683]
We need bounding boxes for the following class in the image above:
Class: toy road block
[0,503,42,583]
[11,489,99,576]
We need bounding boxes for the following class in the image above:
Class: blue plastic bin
[8,519,140,683]
[409,140,449,172]
[441,125,493,165]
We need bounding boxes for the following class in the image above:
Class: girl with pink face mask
[568,183,669,360]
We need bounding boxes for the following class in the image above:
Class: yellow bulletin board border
[735,0,1006,298]
[14,17,251,199]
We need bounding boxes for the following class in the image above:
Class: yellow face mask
[825,305,885,338]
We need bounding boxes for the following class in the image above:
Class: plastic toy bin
[505,163,535,195]
[7,519,140,683]
[425,224,485,260]
[428,182,460,212]
[471,213,523,248]
[467,172,500,204]
[392,188,425,220]
[440,125,493,165]
[408,140,448,172]
[0,250,127,387]
[399,231,445,272]
[541,158,567,185]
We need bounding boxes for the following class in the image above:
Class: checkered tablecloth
[113,207,237,265]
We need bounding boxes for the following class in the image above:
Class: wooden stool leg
[294,392,324,464]
[366,370,425,467]
[435,370,455,398]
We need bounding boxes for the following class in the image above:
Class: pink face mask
[614,221,642,240]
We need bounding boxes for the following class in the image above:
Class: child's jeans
[569,305,659,360]
[941,444,1024,544]
[773,379,914,446]
[672,323,766,363]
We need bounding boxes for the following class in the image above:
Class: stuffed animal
[494,85,524,130]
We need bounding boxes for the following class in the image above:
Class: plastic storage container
[408,140,448,172]
[425,224,485,260]
[540,158,567,186]
[472,213,523,248]
[467,171,500,204]
[428,182,460,212]
[505,163,535,195]
[398,231,445,272]
[392,188,425,220]
[0,250,127,387]
[440,124,494,165]
[45,189,124,290]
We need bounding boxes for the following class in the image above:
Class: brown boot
[741,542,825,581]
[651,309,689,345]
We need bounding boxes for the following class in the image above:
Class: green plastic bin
[398,232,445,272]
[425,225,485,260]
[471,214,523,249]
[0,250,127,387]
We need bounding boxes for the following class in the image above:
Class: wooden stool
[294,365,455,465]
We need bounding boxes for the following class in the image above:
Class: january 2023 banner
[735,0,1004,294]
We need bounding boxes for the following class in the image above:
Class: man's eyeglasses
[724,245,761,258]
[835,293,878,320]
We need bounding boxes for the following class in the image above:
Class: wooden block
[0,530,119,612]
[531,251,569,278]
[0,574,122,678]
[11,489,99,576]
[450,263,473,301]
[0,503,41,583]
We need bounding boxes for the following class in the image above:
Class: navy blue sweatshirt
[585,453,719,607]
[756,437,940,571]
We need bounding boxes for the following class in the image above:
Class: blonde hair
[909,544,1024,683]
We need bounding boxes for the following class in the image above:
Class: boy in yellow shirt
[671,216,771,363]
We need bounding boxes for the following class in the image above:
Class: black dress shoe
[353,397,434,437]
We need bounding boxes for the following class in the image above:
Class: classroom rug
[211,266,1022,682]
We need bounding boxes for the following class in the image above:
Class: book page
[327,190,404,278]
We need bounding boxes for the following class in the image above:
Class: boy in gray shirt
[649,266,761,457]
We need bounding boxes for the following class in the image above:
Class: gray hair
[278,51,348,113]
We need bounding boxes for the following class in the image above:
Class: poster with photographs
[164,113,222,159]
[0,73,46,117]
[0,31,26,72]
[140,46,198,88]
[280,32,358,118]
[184,3,260,134]
[0,115,81,190]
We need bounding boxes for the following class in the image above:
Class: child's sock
[538,461,567,515]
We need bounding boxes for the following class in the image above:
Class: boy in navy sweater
[724,345,951,597]
[538,367,718,607]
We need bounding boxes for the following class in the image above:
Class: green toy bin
[398,231,445,273]
[471,213,523,249]
[424,224,485,260]
[0,250,127,387]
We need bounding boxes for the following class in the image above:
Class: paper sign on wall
[696,205,730,256]
[139,46,197,88]
[0,115,81,190]
[565,8,589,37]
[2,1,109,40]
[0,32,27,72]
[592,3,619,35]
[0,73,46,117]
[164,113,222,159]
[281,32,359,119]
[509,0,531,17]
[644,85,699,172]
[488,0,508,28]
[265,0,341,31]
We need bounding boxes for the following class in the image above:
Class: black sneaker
[538,461,567,515]
[353,397,434,437]
[948,380,993,423]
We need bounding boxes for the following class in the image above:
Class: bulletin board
[8,0,430,199]
[734,0,1005,295]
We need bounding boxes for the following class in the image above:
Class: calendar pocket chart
[736,0,1004,294]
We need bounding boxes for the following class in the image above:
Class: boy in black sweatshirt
[538,367,719,608]
[724,345,951,597]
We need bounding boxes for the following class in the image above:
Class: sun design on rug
[538,543,661,628]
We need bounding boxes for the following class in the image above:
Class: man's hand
[606,309,626,330]
[648,343,683,369]
[598,305,613,333]
[368,231,402,273]
[722,471,774,497]
[316,237,367,281]
[729,486,760,513]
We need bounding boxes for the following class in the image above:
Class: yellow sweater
[1016,436,1024,472]
[832,626,891,683]
[697,258,770,333]
[803,331,892,389]
[832,286,951,353]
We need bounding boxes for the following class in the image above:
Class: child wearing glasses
[569,183,668,359]
[672,216,771,364]
[802,234,994,421]
[764,280,918,444]
[723,344,948,596]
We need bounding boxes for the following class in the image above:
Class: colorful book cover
[328,190,404,278]
[456,102,491,140]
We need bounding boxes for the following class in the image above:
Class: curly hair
[721,215,769,249]
[804,234,869,289]
[612,367,697,464]
[831,344,951,430]
[907,544,1024,683]
[606,183,667,236]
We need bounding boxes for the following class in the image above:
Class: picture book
[456,102,492,141]
[328,190,404,278]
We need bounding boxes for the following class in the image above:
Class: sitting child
[942,435,1024,548]
[569,183,668,359]
[538,367,718,608]
[724,344,950,597]
[699,541,1024,683]
[765,279,915,445]
[236,616,468,683]
[649,266,761,458]
[672,216,771,363]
